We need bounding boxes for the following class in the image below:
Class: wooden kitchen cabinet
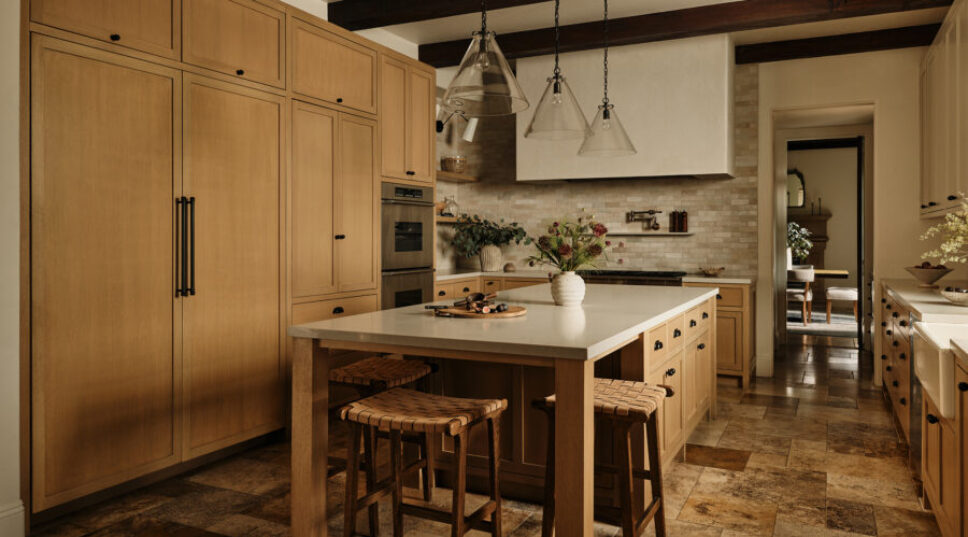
[183,0,285,88]
[379,52,435,183]
[685,282,754,388]
[502,278,549,290]
[29,37,183,511]
[651,353,684,454]
[880,288,912,442]
[291,18,377,114]
[958,364,967,537]
[291,294,378,324]
[182,74,285,458]
[31,0,180,59]
[291,103,379,298]
[923,393,960,537]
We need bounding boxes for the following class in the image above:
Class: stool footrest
[594,463,653,481]
[400,500,497,535]
[356,459,427,509]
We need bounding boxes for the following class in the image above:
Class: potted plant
[787,222,813,265]
[917,197,967,291]
[452,215,530,271]
[527,215,610,306]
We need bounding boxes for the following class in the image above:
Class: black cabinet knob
[109,33,121,41]
[654,340,664,351]
[881,322,887,327]
[948,195,958,201]
[892,341,899,347]
[958,382,968,392]
[892,380,899,387]
[690,320,697,327]
[900,320,908,327]
[236,69,245,75]
[438,290,446,296]
[666,368,676,377]
[900,397,907,405]
[881,298,886,304]
[716,294,723,300]
[337,97,344,103]
[462,287,470,292]
[929,201,938,206]
[886,330,892,336]
[673,328,682,338]
[927,414,939,424]
[335,234,346,240]
[332,306,344,314]
[702,312,709,319]
[698,343,706,350]
[921,204,928,209]
[892,312,899,318]
[899,353,906,360]
[886,366,892,372]
[886,304,892,310]
[881,354,887,361]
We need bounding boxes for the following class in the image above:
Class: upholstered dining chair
[787,266,815,326]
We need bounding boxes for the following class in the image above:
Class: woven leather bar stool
[340,388,508,537]
[328,354,437,520]
[534,379,671,537]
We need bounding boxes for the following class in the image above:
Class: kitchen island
[288,283,718,537]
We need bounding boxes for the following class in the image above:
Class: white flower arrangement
[922,196,968,265]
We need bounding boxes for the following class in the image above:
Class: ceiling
[367,0,947,50]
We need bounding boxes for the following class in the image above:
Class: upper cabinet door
[183,0,285,88]
[380,55,409,180]
[336,115,379,293]
[292,19,377,114]
[31,0,181,59]
[407,67,435,183]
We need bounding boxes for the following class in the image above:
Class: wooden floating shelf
[436,170,479,183]
[609,232,695,237]
[436,215,458,224]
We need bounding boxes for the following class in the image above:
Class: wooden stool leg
[617,423,635,537]
[344,423,363,537]
[540,408,555,537]
[802,301,808,326]
[390,430,404,537]
[487,418,503,537]
[646,416,667,537]
[421,433,435,502]
[363,426,380,537]
[826,300,832,324]
[451,432,468,537]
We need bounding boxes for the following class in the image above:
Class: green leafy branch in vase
[922,196,968,265]
[451,214,531,259]
[527,213,611,272]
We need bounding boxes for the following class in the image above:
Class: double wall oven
[381,183,435,309]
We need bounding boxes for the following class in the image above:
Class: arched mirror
[787,168,805,208]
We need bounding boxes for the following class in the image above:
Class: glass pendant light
[524,0,588,140]
[442,0,529,117]
[579,0,636,157]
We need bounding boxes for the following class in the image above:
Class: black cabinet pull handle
[892,380,899,387]
[654,340,664,351]
[335,234,346,240]
[236,69,245,76]
[406,170,416,176]
[462,287,470,292]
[892,312,898,318]
[886,304,892,310]
[438,290,446,296]
[881,322,886,327]
[702,312,709,319]
[881,298,886,304]
[900,320,908,327]
[926,413,939,424]
[929,201,938,206]
[673,328,682,338]
[337,97,344,103]
[886,330,892,336]
[881,354,887,361]
[893,341,899,347]
[176,197,187,297]
[948,195,958,201]
[900,397,907,405]
[698,343,706,350]
[332,306,344,314]
[921,204,928,209]
[886,366,892,371]
[666,368,676,377]
[716,294,723,300]
[690,320,697,327]
[110,33,121,41]
[899,353,906,360]
[188,197,195,295]
[958,382,968,392]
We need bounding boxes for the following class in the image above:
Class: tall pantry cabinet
[24,0,436,515]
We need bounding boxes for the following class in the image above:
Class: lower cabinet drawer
[292,294,378,324]
[715,286,745,309]
[667,314,685,352]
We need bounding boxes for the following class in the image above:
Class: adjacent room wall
[1,0,23,534]
[787,147,860,288]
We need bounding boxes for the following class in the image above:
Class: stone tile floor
[33,336,940,537]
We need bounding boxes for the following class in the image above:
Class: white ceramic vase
[551,271,586,307]
[479,245,503,271]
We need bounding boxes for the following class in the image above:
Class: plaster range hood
[516,34,735,181]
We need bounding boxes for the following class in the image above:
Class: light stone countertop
[882,279,968,323]
[434,269,754,285]
[953,339,968,371]
[289,284,718,361]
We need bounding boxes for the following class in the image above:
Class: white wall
[757,48,929,379]
[277,0,421,58]
[787,147,859,287]
[1,0,24,534]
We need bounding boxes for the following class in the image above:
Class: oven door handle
[382,199,435,207]
[382,268,435,276]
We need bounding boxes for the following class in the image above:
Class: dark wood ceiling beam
[735,24,940,64]
[419,0,951,67]
[328,0,549,31]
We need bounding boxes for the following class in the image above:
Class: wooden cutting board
[434,306,527,318]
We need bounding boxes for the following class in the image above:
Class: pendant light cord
[481,0,488,35]
[602,0,609,106]
[553,0,561,81]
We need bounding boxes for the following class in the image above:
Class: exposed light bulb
[552,92,563,105]
[475,52,491,70]
[602,118,611,130]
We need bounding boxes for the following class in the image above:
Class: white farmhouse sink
[913,323,968,419]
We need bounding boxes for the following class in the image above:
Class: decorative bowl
[699,266,726,277]
[441,156,467,173]
[906,266,954,288]
[941,287,968,307]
